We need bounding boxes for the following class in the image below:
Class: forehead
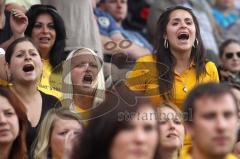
[223,42,240,53]
[36,13,53,22]
[53,118,82,130]
[71,51,98,63]
[14,41,36,51]
[194,94,237,114]
[158,107,180,119]
[168,9,193,21]
[0,95,13,111]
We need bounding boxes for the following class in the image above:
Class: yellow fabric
[0,79,8,86]
[38,59,63,100]
[126,55,219,147]
[126,55,219,110]
[180,145,237,159]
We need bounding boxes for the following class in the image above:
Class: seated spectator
[182,83,238,159]
[147,0,219,55]
[41,0,103,59]
[93,0,150,60]
[70,86,160,159]
[212,0,239,31]
[0,86,28,159]
[25,4,67,99]
[5,37,61,149]
[99,0,153,52]
[0,0,28,50]
[218,39,240,85]
[32,107,83,159]
[157,103,185,159]
[62,48,105,115]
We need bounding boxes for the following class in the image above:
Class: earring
[193,38,199,48]
[164,39,168,49]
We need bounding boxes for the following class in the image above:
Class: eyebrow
[171,17,193,22]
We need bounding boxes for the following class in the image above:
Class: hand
[10,9,28,39]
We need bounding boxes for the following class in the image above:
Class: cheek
[50,133,65,153]
[12,117,19,138]
[71,69,84,82]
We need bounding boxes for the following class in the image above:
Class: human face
[221,42,240,72]
[216,0,234,10]
[158,107,184,150]
[110,105,158,159]
[31,13,56,58]
[104,0,128,22]
[8,41,43,84]
[0,96,19,145]
[165,9,196,53]
[71,51,101,96]
[189,94,238,158]
[231,88,240,117]
[50,118,82,159]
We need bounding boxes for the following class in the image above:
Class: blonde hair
[62,47,105,111]
[157,102,184,123]
[32,107,83,159]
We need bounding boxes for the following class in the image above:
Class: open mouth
[39,37,50,43]
[23,64,34,72]
[83,74,93,84]
[177,33,189,40]
[167,133,178,138]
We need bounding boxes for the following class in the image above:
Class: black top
[0,11,12,44]
[27,91,61,150]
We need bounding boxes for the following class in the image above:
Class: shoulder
[40,91,62,108]
[205,61,218,70]
[136,54,156,63]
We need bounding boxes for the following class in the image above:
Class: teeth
[39,37,50,41]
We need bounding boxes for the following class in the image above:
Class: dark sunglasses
[225,52,240,59]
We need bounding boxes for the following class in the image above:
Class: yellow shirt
[127,55,219,110]
[180,145,237,159]
[38,59,63,100]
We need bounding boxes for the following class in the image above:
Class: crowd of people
[1,0,240,159]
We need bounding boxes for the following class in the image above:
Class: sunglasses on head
[225,52,240,59]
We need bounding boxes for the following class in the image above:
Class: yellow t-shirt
[126,55,219,110]
[180,145,237,159]
[38,59,63,100]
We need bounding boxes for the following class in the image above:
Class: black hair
[25,4,66,70]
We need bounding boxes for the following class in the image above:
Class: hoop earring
[193,38,199,48]
[164,39,168,49]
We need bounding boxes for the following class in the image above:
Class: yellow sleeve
[206,61,220,83]
[126,55,157,91]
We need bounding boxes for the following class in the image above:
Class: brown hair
[0,86,28,159]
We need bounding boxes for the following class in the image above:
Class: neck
[0,11,4,29]
[160,148,179,159]
[171,48,191,74]
[0,144,12,159]
[192,146,226,159]
[73,94,94,110]
[116,21,122,27]
[11,82,39,103]
[39,48,50,60]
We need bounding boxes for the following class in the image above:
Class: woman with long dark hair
[127,6,219,110]
[25,4,67,99]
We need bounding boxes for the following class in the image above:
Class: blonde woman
[157,103,185,159]
[32,107,83,159]
[62,48,105,115]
